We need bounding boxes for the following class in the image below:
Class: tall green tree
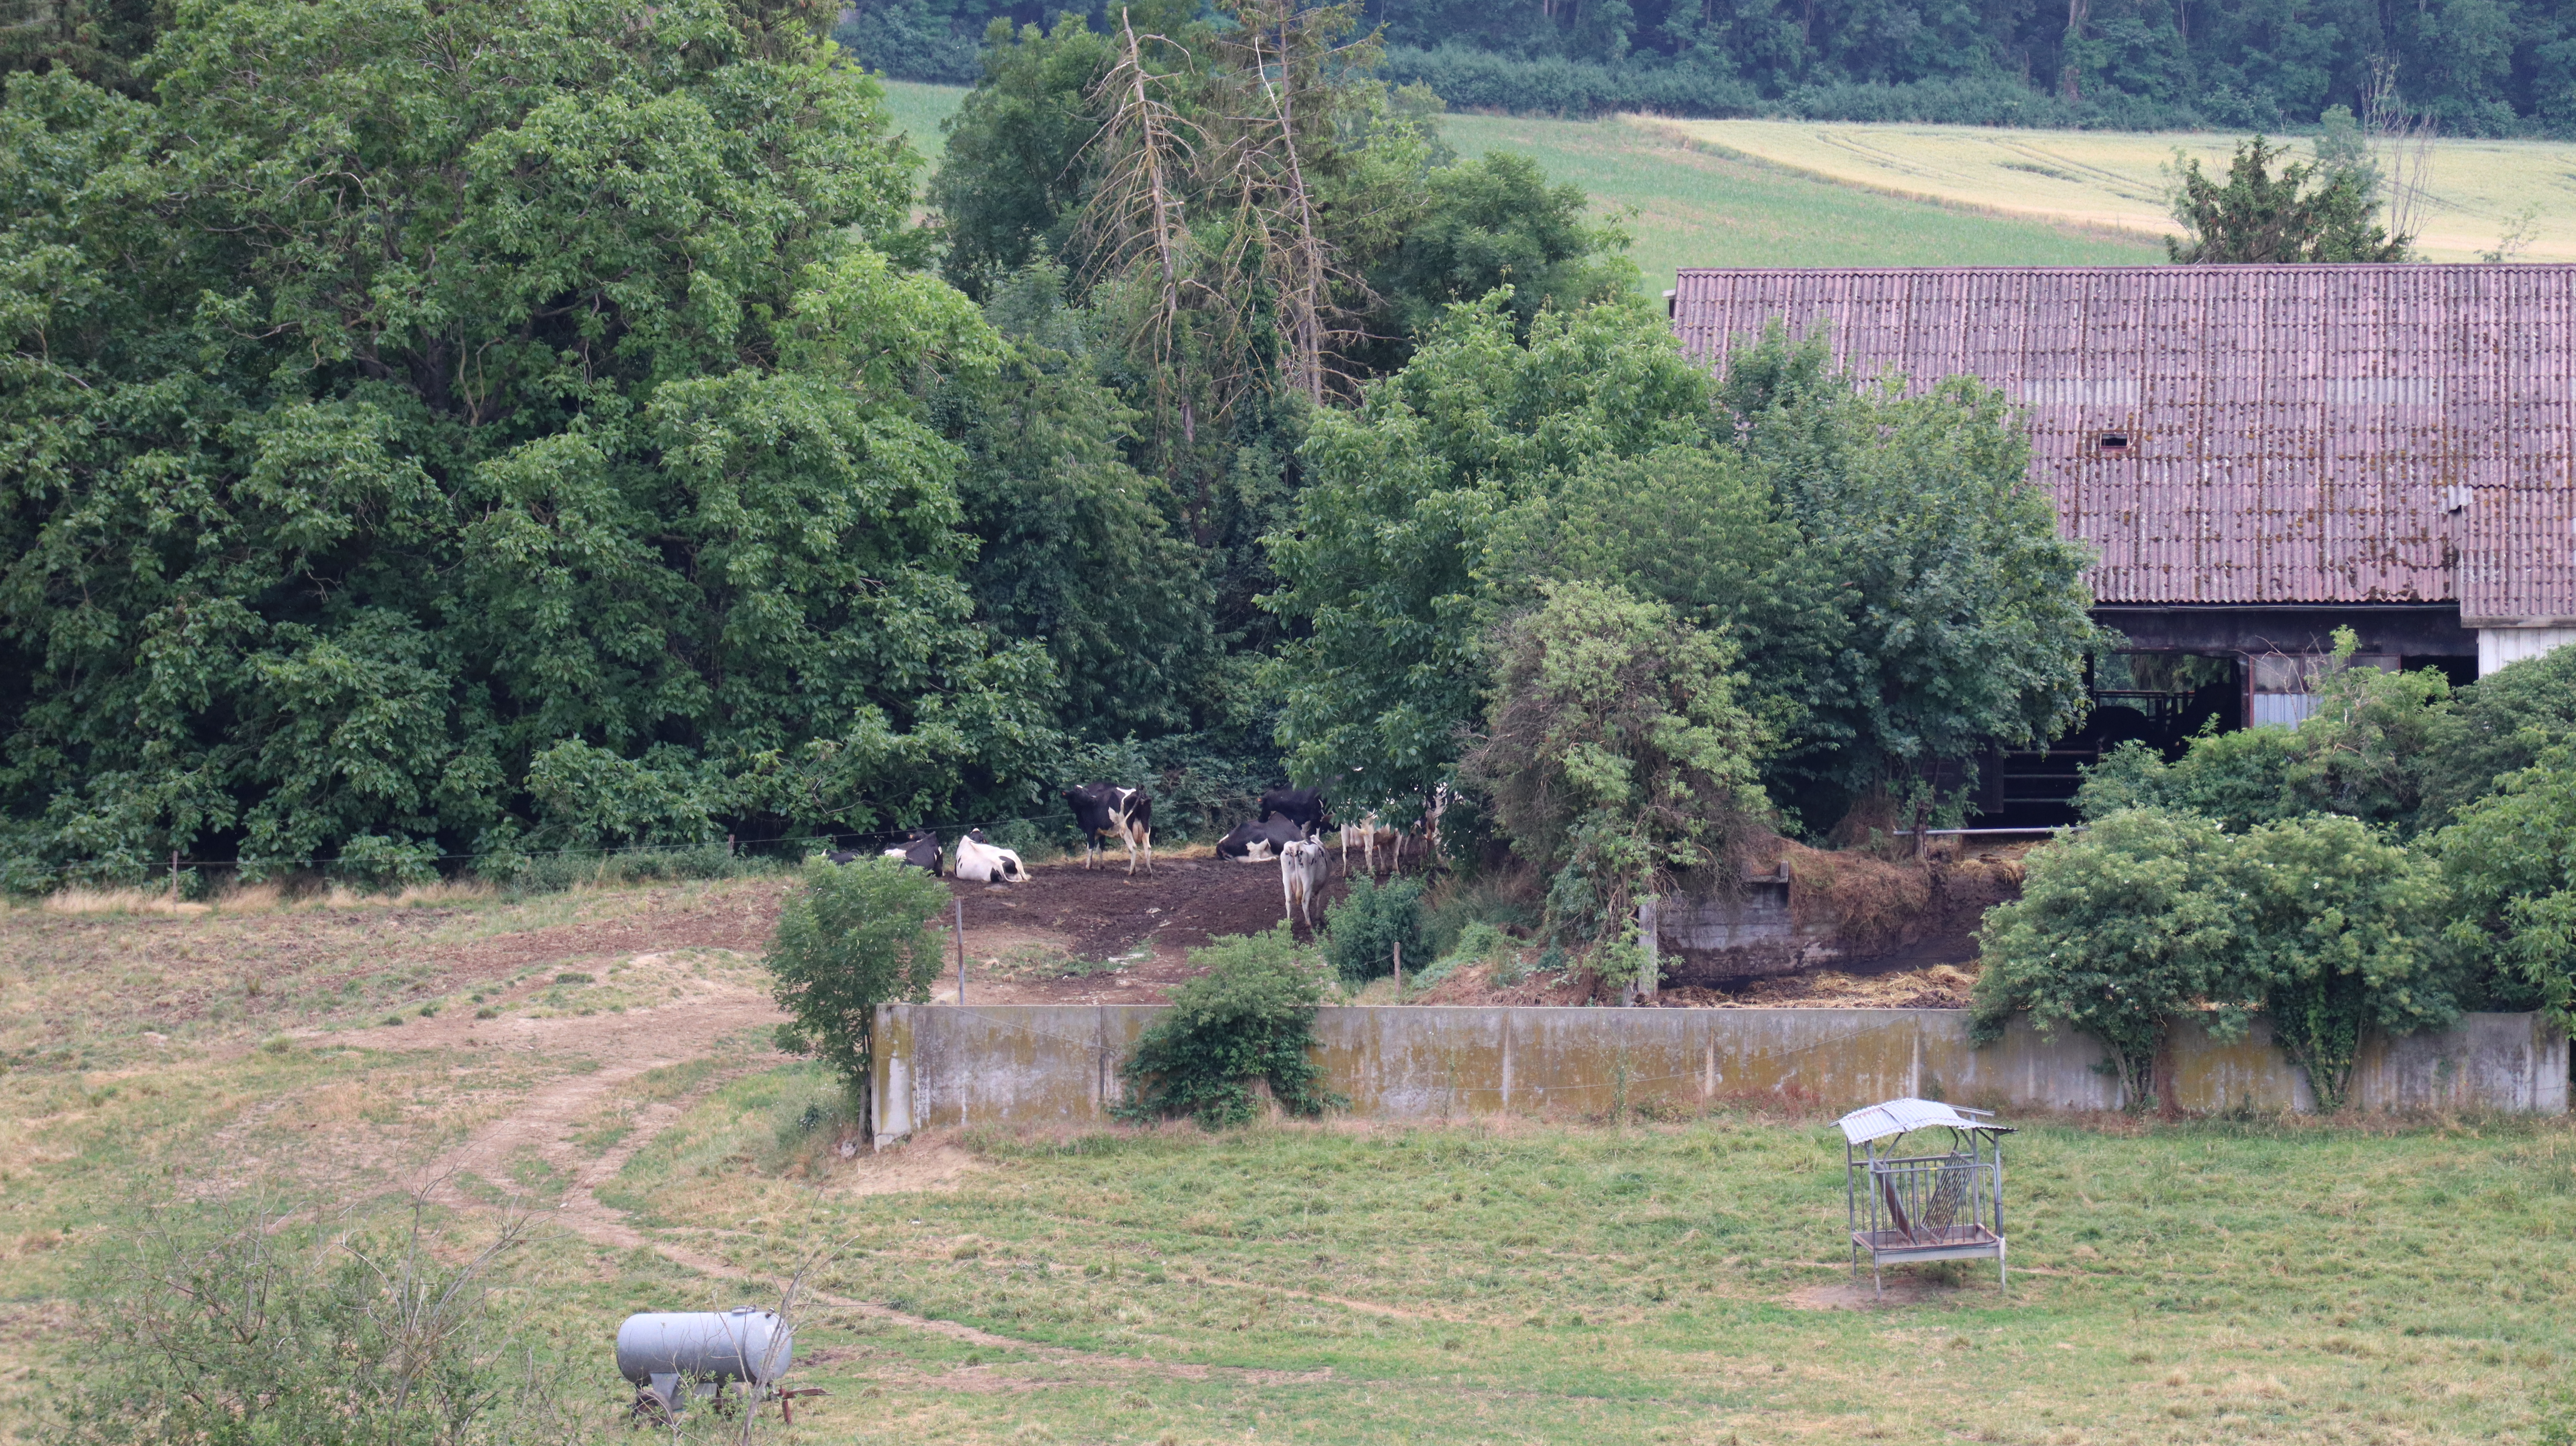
[1723,324,2105,827]
[1263,291,1721,817]
[1463,579,1770,973]
[0,0,1066,884]
[2165,134,2412,263]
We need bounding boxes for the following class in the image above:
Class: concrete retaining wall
[868,1005,2566,1142]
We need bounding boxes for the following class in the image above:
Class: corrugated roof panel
[1671,265,2576,619]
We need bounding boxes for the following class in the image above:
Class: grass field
[1440,113,2161,295]
[862,83,2165,292]
[881,79,966,165]
[4,883,2572,1445]
[1647,117,2576,265]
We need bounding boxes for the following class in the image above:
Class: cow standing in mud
[1063,783,1154,875]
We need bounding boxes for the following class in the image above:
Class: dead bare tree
[2363,57,2435,252]
[1079,10,1214,447]
[1203,0,1386,407]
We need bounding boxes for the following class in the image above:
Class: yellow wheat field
[1634,115,2576,263]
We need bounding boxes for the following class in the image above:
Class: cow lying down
[1216,816,1305,862]
[954,829,1027,884]
[881,828,941,874]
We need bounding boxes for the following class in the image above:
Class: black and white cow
[1216,816,1305,862]
[954,829,1027,884]
[1062,783,1154,875]
[1256,787,1327,838]
[880,828,942,875]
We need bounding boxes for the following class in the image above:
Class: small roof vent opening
[2093,431,2133,456]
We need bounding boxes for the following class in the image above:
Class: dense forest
[829,0,2576,132]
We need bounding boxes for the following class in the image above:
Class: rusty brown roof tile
[1670,265,2576,623]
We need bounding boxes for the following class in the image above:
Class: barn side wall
[868,1006,2565,1142]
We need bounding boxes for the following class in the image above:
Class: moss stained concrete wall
[869,1006,2567,1143]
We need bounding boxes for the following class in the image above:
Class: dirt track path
[416,976,1325,1385]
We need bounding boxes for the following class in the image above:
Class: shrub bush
[765,856,952,1109]
[1977,807,2462,1111]
[55,1196,584,1446]
[2075,629,2452,837]
[1971,808,2238,1108]
[2419,645,2576,829]
[1117,927,1342,1128]
[1324,876,1428,984]
[2438,743,2576,1024]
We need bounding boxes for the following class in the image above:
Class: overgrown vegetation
[1322,875,1427,984]
[1116,928,1341,1127]
[1273,311,2099,957]
[52,1195,588,1445]
[1981,637,2576,1104]
[764,857,951,1108]
[1466,580,1768,981]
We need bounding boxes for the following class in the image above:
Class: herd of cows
[821,782,1447,929]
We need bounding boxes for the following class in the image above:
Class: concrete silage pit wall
[866,1005,2567,1142]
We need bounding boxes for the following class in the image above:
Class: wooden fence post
[956,897,967,1006]
[1638,897,1659,1003]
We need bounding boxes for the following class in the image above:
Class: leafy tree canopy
[1262,291,1719,820]
[2166,134,2412,263]
[1268,306,2102,841]
[0,0,1080,886]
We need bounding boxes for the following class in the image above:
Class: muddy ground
[940,851,1363,1005]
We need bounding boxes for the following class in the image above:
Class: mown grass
[0,876,787,1062]
[4,1030,2570,1443]
[601,1066,2576,1444]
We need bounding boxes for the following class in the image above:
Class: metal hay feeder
[1837,1097,2012,1295]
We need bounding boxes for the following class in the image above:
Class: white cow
[1385,784,1452,874]
[953,829,1027,884]
[1339,812,1387,875]
[1280,838,1329,929]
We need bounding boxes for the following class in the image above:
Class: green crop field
[1440,113,2162,294]
[881,79,967,166]
[863,83,2165,292]
[1649,117,2576,266]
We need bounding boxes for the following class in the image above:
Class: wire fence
[1,789,1319,891]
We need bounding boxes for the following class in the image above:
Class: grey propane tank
[615,1306,793,1388]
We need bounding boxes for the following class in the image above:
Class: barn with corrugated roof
[1669,264,2576,821]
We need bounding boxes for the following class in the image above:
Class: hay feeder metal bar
[1838,1097,2013,1296]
